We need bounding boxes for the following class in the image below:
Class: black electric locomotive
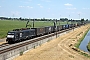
[6,28,36,43]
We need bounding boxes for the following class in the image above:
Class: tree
[19,17,22,20]
[85,19,88,24]
[86,19,88,21]
[60,18,68,22]
[81,18,84,24]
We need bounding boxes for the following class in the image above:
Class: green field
[0,20,72,38]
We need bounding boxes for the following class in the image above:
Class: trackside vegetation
[75,29,89,48]
[87,42,90,52]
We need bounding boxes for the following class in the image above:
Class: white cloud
[66,8,76,10]
[19,6,25,8]
[82,8,90,10]
[40,6,43,8]
[41,0,51,2]
[30,7,33,8]
[20,0,32,4]
[27,6,30,8]
[37,4,41,6]
[19,6,33,8]
[27,6,33,8]
[64,3,73,6]
[37,4,43,8]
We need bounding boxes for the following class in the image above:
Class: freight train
[6,23,82,43]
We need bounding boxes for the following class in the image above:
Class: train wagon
[57,25,63,31]
[73,24,76,27]
[31,27,45,36]
[6,29,36,43]
[65,24,69,29]
[77,23,81,26]
[45,26,54,34]
[72,24,75,27]
[62,25,66,30]
[68,24,71,28]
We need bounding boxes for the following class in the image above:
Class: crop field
[0,20,73,38]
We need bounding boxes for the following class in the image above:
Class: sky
[0,0,90,20]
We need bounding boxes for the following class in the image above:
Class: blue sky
[0,0,90,19]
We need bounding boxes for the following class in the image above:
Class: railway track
[0,43,10,48]
[0,28,72,54]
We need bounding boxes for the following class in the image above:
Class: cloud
[37,4,43,8]
[37,4,41,6]
[82,8,90,10]
[0,6,1,7]
[41,0,51,2]
[30,7,33,8]
[27,6,33,8]
[66,8,76,10]
[19,6,25,8]
[40,6,43,8]
[19,6,33,8]
[64,3,73,6]
[20,0,32,3]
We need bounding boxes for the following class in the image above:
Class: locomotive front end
[6,31,15,43]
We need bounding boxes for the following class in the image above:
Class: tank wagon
[6,23,83,43]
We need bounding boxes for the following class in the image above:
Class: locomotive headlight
[7,35,14,38]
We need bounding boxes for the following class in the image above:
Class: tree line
[0,17,89,23]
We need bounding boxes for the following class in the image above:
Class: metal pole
[59,19,60,25]
[69,15,70,20]
[69,15,70,24]
[79,14,80,19]
[33,19,34,28]
[56,19,57,38]
[67,19,68,24]
[59,15,61,25]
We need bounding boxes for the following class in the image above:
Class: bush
[20,51,23,56]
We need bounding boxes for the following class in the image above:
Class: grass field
[0,20,72,38]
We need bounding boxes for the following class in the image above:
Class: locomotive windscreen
[7,32,15,38]
[7,35,14,38]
